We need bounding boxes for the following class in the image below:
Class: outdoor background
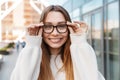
[0,0,120,80]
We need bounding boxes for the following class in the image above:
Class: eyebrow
[44,21,66,25]
[58,21,66,24]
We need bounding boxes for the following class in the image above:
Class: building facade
[1,0,43,41]
[62,0,120,80]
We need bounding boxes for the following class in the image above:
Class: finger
[68,26,74,34]
[74,21,87,27]
[36,22,44,35]
[38,28,43,35]
[34,22,44,28]
[27,23,44,29]
[74,21,88,32]
[67,21,78,29]
[34,23,44,35]
[26,23,44,35]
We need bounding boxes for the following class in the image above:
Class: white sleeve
[10,35,42,80]
[70,33,105,80]
[98,71,105,80]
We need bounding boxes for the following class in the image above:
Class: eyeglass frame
[42,23,68,34]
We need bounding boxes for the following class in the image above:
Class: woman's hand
[67,21,88,35]
[26,22,43,36]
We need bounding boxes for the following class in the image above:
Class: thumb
[68,27,74,34]
[38,28,43,36]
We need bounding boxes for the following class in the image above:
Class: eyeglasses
[43,24,68,34]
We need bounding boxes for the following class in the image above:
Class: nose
[51,27,59,35]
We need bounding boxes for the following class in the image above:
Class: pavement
[0,49,19,80]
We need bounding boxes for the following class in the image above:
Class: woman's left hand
[67,21,88,35]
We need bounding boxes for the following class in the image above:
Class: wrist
[25,35,42,47]
[70,33,87,44]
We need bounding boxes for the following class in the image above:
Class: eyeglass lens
[43,24,68,33]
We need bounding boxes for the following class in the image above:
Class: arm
[67,21,105,80]
[10,35,42,80]
[70,33,98,80]
[70,33,105,80]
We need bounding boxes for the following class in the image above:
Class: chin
[49,45,62,49]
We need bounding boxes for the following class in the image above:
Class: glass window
[72,8,80,18]
[73,0,85,9]
[107,1,120,80]
[91,12,104,74]
[85,0,93,3]
[107,0,115,3]
[83,15,92,44]
[72,17,80,21]
[83,11,105,74]
[71,8,81,21]
[63,1,72,12]
[82,0,103,14]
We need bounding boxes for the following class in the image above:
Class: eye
[44,25,53,30]
[57,24,67,29]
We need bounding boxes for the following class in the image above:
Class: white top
[10,33,105,80]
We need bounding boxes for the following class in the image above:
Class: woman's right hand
[26,22,43,36]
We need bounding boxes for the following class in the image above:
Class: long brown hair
[38,5,74,80]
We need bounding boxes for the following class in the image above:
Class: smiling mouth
[49,38,62,43]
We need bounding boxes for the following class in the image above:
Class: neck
[49,47,61,55]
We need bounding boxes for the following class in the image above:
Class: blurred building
[0,0,44,41]
[0,0,120,80]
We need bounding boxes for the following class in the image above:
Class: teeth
[50,38,61,43]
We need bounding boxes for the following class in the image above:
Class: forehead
[45,11,66,24]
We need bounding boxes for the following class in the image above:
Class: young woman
[10,5,105,80]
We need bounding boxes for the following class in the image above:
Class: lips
[49,38,62,43]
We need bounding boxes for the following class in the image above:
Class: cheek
[43,31,50,37]
[65,31,69,37]
[62,32,69,41]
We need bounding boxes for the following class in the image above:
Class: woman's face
[43,11,68,49]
